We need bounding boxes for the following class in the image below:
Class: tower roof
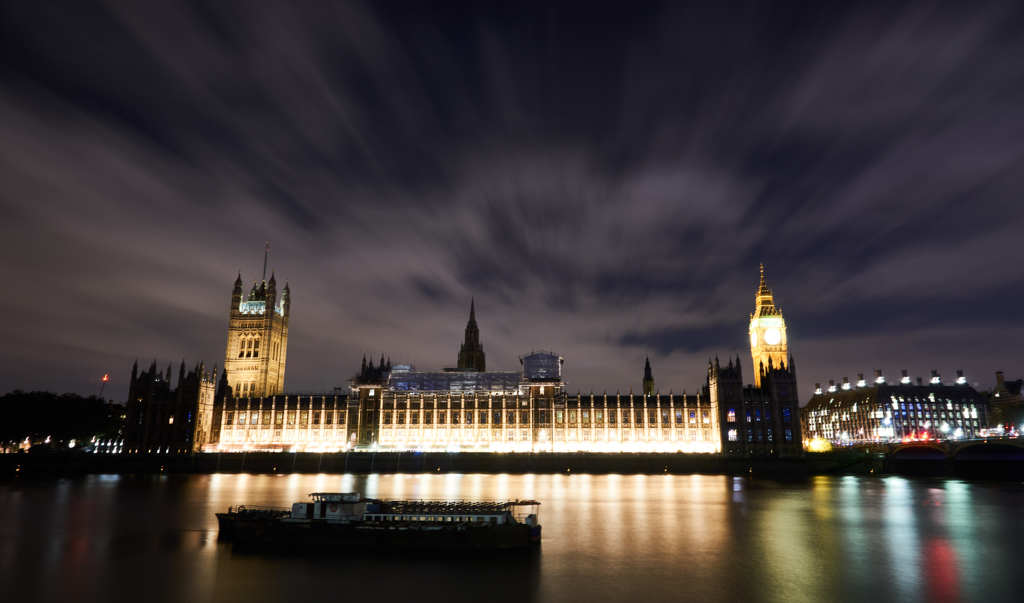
[753,263,779,317]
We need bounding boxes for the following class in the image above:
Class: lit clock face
[749,331,757,347]
[764,327,781,346]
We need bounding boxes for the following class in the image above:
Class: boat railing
[230,504,291,514]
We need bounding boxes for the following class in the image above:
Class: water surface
[2,473,1022,602]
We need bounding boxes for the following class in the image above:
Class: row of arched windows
[238,336,260,358]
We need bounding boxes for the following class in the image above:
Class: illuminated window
[782,407,792,424]
[727,409,736,422]
[784,429,793,442]
[754,409,761,422]
[727,429,738,442]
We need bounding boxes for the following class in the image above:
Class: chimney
[996,370,1006,389]
[916,377,923,386]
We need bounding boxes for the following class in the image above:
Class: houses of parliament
[125,258,802,458]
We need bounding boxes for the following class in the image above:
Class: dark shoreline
[2,450,1022,481]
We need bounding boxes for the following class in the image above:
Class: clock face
[764,327,781,346]
[749,330,757,347]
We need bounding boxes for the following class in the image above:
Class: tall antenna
[262,241,270,282]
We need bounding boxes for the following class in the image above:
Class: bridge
[855,437,1024,460]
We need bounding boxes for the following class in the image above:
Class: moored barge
[217,492,541,552]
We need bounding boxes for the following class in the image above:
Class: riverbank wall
[2,449,1020,480]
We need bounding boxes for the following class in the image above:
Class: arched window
[253,337,260,358]
[238,337,246,358]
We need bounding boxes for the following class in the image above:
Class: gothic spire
[757,263,774,298]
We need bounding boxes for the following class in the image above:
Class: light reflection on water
[1,473,1023,603]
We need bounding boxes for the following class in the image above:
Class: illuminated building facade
[709,355,802,458]
[125,359,221,454]
[801,369,988,444]
[209,352,720,453]
[223,259,290,399]
[199,264,794,457]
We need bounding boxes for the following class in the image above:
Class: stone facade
[223,271,289,398]
[124,359,219,454]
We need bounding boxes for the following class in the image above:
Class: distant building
[988,370,1024,429]
[801,369,988,444]
[124,359,222,453]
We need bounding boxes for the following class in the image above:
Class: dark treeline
[0,390,124,444]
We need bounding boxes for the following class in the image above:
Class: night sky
[2,1,1022,401]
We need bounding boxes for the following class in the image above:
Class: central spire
[456,298,486,371]
[642,357,654,395]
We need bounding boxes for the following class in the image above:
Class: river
[2,473,1022,602]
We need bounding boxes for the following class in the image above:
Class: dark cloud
[1,0,1023,402]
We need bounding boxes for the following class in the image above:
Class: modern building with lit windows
[801,369,988,445]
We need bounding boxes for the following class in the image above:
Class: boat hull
[224,516,541,552]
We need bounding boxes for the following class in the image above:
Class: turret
[232,273,243,311]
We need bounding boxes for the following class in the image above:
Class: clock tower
[749,264,788,387]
